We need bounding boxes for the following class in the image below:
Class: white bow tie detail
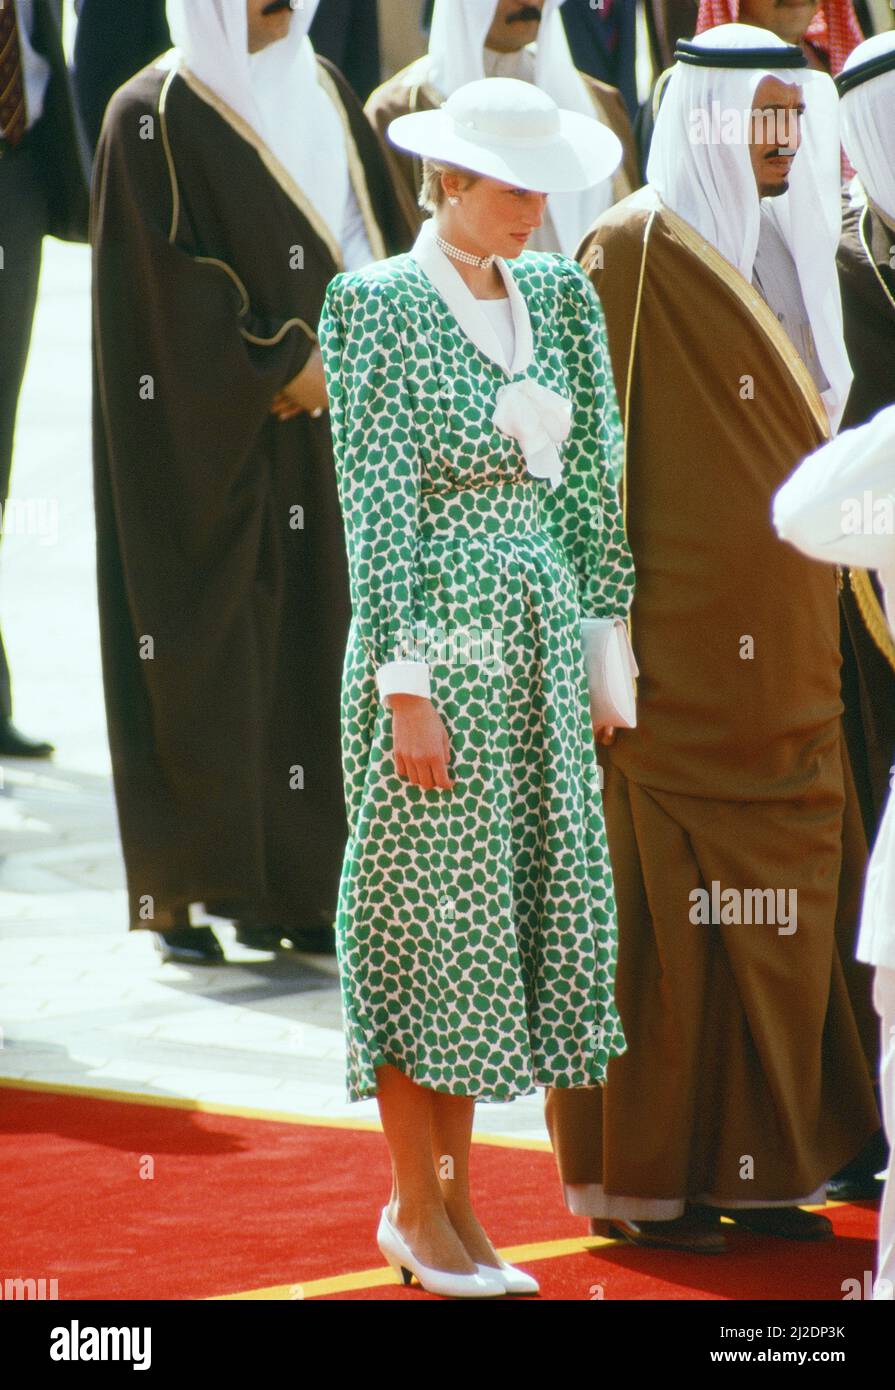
[492,378,573,491]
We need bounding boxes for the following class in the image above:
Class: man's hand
[593,722,616,747]
[386,693,454,791]
[272,346,328,421]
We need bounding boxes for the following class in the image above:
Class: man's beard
[760,150,795,197]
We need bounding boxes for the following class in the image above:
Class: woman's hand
[272,347,328,421]
[387,693,454,791]
[593,721,616,747]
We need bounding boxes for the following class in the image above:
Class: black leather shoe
[285,924,337,955]
[234,922,291,951]
[153,925,225,964]
[825,1174,885,1203]
[0,719,55,758]
[712,1206,834,1240]
[590,1213,728,1253]
[827,1129,888,1202]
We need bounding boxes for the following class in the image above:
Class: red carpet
[321,1203,879,1301]
[0,1082,878,1301]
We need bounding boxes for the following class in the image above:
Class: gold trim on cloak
[858,202,895,321]
[315,61,387,264]
[868,195,895,239]
[601,188,832,687]
[176,65,341,266]
[651,67,673,121]
[850,567,895,675]
[175,59,386,269]
[577,74,633,204]
[654,193,831,441]
[157,65,318,349]
[618,207,656,673]
[158,67,181,244]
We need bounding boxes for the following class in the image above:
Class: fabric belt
[418,478,545,544]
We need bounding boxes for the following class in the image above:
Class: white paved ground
[0,238,547,1141]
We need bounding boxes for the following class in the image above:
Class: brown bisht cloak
[545,188,880,1216]
[92,56,414,935]
[364,62,640,235]
[837,199,895,841]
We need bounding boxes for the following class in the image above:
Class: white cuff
[375,660,431,702]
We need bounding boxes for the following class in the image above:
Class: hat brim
[387,107,622,194]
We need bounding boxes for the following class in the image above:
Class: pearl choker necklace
[435,233,495,269]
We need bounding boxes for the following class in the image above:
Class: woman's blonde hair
[419,159,482,214]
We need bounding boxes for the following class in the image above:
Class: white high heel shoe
[477,1259,540,1295]
[377,1209,506,1299]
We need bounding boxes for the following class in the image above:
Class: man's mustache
[506,5,544,23]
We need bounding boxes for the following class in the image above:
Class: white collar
[410,219,534,376]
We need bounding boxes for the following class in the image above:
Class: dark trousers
[0,131,50,721]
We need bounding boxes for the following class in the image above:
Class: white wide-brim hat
[388,77,622,194]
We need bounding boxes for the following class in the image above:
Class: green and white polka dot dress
[318,245,634,1104]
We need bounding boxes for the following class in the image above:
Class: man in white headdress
[546,23,879,1252]
[365,0,639,254]
[826,31,895,1199]
[838,31,895,431]
[775,404,895,1296]
[91,0,414,963]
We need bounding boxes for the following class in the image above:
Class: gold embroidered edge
[858,204,895,321]
[582,78,632,203]
[617,205,656,669]
[157,68,317,349]
[850,567,895,674]
[177,62,344,270]
[158,68,180,243]
[316,62,387,263]
[658,194,831,441]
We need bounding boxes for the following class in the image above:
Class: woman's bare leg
[375,1063,477,1273]
[430,1090,502,1267]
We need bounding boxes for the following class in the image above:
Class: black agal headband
[674,39,808,70]
[835,48,895,98]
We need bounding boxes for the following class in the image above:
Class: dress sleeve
[539,262,635,625]
[318,275,431,702]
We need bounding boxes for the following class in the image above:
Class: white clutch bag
[581,618,639,729]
